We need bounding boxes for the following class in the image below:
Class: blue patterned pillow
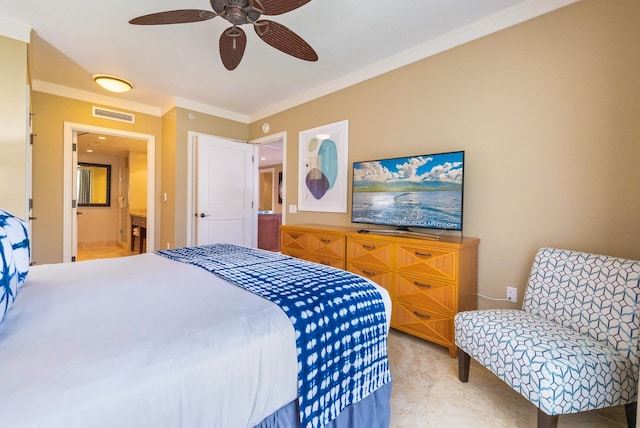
[0,227,18,324]
[0,209,30,286]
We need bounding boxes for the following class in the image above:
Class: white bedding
[0,253,391,428]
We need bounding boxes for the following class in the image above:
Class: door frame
[25,85,33,228]
[251,131,287,226]
[63,122,156,262]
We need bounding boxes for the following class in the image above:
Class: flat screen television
[351,150,464,234]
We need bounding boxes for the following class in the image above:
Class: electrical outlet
[507,287,518,303]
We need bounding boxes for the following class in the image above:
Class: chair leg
[457,349,470,382]
[537,409,558,428]
[625,402,636,428]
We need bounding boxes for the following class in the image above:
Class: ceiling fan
[129,0,318,71]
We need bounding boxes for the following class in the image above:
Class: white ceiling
[77,132,147,157]
[258,141,283,168]
[0,0,574,122]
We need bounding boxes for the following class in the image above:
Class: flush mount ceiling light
[93,74,133,93]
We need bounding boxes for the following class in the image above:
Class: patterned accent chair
[455,248,640,428]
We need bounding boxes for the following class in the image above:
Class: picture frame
[298,120,349,212]
[77,162,111,207]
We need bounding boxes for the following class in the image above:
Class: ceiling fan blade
[210,0,226,14]
[129,10,216,25]
[219,27,247,70]
[259,0,312,16]
[254,20,317,62]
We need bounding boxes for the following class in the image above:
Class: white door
[26,87,34,235]
[71,130,79,261]
[195,134,255,247]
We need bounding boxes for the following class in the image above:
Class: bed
[0,211,392,428]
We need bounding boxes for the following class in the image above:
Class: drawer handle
[320,261,331,266]
[320,239,331,243]
[362,270,376,276]
[413,311,431,320]
[363,245,376,250]
[414,251,432,258]
[290,234,300,239]
[414,281,431,288]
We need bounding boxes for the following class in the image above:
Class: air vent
[92,106,135,124]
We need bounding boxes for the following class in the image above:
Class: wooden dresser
[280,224,479,357]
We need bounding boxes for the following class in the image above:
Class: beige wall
[128,151,147,211]
[160,109,177,251]
[0,35,28,218]
[76,153,121,247]
[30,91,161,263]
[161,107,248,249]
[249,0,640,308]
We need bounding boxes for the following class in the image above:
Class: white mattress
[0,253,391,428]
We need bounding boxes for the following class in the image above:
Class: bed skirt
[255,381,392,428]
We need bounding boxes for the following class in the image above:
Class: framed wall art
[298,120,349,212]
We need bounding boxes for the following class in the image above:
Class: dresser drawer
[391,302,454,347]
[347,238,394,269]
[281,229,308,253]
[348,263,392,291]
[393,272,454,314]
[395,244,458,281]
[308,233,345,260]
[307,254,344,269]
[281,248,307,261]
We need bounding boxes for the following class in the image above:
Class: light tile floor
[387,329,628,428]
[76,245,137,261]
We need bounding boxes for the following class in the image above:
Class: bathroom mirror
[77,162,111,207]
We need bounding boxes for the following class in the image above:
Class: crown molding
[31,80,162,116]
[248,0,579,122]
[173,97,250,124]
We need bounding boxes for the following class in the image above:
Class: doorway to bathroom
[63,122,155,262]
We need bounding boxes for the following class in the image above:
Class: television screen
[351,151,464,231]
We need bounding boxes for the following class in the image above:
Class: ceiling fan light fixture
[93,74,134,93]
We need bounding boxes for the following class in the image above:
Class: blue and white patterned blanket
[156,244,391,428]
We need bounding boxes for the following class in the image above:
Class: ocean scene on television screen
[352,151,463,230]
